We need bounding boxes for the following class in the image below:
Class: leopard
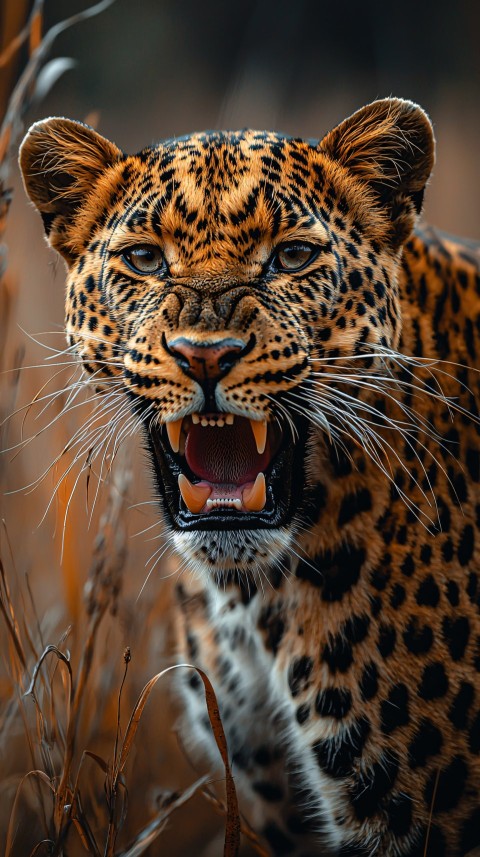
[19,98,480,856]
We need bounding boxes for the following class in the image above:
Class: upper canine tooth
[178,474,212,513]
[249,418,267,454]
[242,472,266,512]
[166,418,183,453]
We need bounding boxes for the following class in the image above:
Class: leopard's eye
[123,245,164,274]
[273,243,317,272]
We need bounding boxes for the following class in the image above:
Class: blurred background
[1,0,479,854]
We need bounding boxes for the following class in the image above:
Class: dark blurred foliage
[21,0,475,128]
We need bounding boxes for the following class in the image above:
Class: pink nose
[166,336,249,385]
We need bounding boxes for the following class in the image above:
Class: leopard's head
[19,98,434,579]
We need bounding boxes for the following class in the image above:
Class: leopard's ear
[319,98,435,247]
[19,117,123,263]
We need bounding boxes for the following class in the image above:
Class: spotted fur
[20,99,480,856]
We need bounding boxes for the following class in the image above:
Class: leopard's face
[19,99,434,576]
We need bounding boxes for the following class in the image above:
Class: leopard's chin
[171,527,295,578]
[137,401,309,539]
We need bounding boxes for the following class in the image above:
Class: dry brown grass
[0,456,245,855]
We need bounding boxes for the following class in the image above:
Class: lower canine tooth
[178,474,212,513]
[166,418,183,453]
[250,419,267,454]
[242,472,266,512]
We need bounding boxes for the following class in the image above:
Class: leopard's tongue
[184,418,270,484]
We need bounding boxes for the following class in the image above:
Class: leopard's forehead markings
[110,130,328,272]
[141,128,314,173]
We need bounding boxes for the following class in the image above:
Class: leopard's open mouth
[143,407,308,531]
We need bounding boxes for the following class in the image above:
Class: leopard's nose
[164,334,253,386]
